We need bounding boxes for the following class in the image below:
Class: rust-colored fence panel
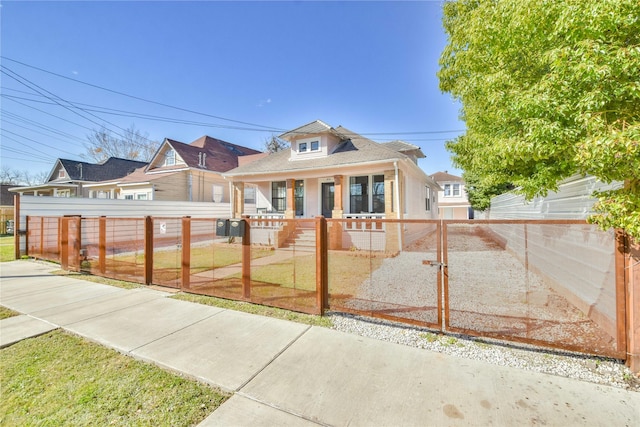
[326,219,442,328]
[184,218,244,300]
[444,220,624,358]
[151,217,183,288]
[101,218,146,284]
[27,216,60,263]
[246,218,320,314]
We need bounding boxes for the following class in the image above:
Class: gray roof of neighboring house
[1,184,20,205]
[225,125,418,177]
[53,158,148,182]
[431,171,463,182]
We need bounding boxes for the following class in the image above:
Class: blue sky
[1,1,464,178]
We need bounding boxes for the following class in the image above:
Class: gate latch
[422,260,446,269]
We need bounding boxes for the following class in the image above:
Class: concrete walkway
[1,260,638,426]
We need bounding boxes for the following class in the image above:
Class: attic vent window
[164,149,176,166]
[58,170,66,178]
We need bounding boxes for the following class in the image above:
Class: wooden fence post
[181,216,191,290]
[13,194,20,259]
[60,218,69,271]
[242,218,251,299]
[144,216,154,285]
[99,216,106,274]
[624,233,640,373]
[316,216,328,314]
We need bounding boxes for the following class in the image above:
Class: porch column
[331,175,344,218]
[285,178,295,219]
[329,175,344,250]
[232,182,244,218]
[384,169,401,254]
[383,170,396,219]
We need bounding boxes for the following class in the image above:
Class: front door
[321,182,334,218]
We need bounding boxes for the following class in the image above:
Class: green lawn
[0,330,228,426]
[0,235,15,262]
[0,306,20,320]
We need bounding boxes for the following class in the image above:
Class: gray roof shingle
[225,124,414,177]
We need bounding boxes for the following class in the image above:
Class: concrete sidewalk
[1,260,638,426]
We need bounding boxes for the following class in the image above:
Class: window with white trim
[164,149,176,166]
[271,181,286,212]
[299,142,308,153]
[425,186,431,211]
[212,185,224,203]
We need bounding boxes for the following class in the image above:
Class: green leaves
[439,0,640,239]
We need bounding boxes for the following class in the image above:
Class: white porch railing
[342,213,385,231]
[246,212,285,229]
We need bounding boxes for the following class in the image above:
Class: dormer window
[299,142,308,153]
[310,141,319,151]
[164,149,176,166]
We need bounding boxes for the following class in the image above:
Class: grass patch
[0,306,20,320]
[0,235,15,262]
[419,332,438,343]
[171,292,333,328]
[0,330,228,426]
[51,270,142,290]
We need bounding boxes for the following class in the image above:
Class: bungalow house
[9,158,147,198]
[430,171,472,219]
[223,120,441,251]
[84,135,261,202]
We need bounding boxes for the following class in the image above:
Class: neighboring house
[84,136,261,202]
[9,158,147,198]
[1,184,21,234]
[430,171,472,219]
[223,120,440,220]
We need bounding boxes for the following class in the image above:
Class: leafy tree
[83,125,159,162]
[263,135,289,153]
[463,171,513,212]
[438,0,640,238]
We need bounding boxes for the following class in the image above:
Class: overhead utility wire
[1,56,286,133]
[1,110,87,143]
[1,66,156,149]
[2,128,80,158]
[1,58,465,137]
[1,93,277,132]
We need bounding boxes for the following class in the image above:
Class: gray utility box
[216,219,230,237]
[228,219,246,237]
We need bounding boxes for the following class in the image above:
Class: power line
[1,57,466,137]
[1,56,286,132]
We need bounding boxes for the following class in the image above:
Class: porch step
[281,229,316,252]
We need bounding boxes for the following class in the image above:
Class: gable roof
[278,119,335,141]
[224,124,419,177]
[152,136,261,173]
[382,140,426,158]
[431,171,463,182]
[51,158,148,182]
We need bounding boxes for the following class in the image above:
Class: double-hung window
[350,175,385,214]
[271,181,286,212]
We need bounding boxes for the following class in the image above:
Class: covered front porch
[229,170,402,222]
